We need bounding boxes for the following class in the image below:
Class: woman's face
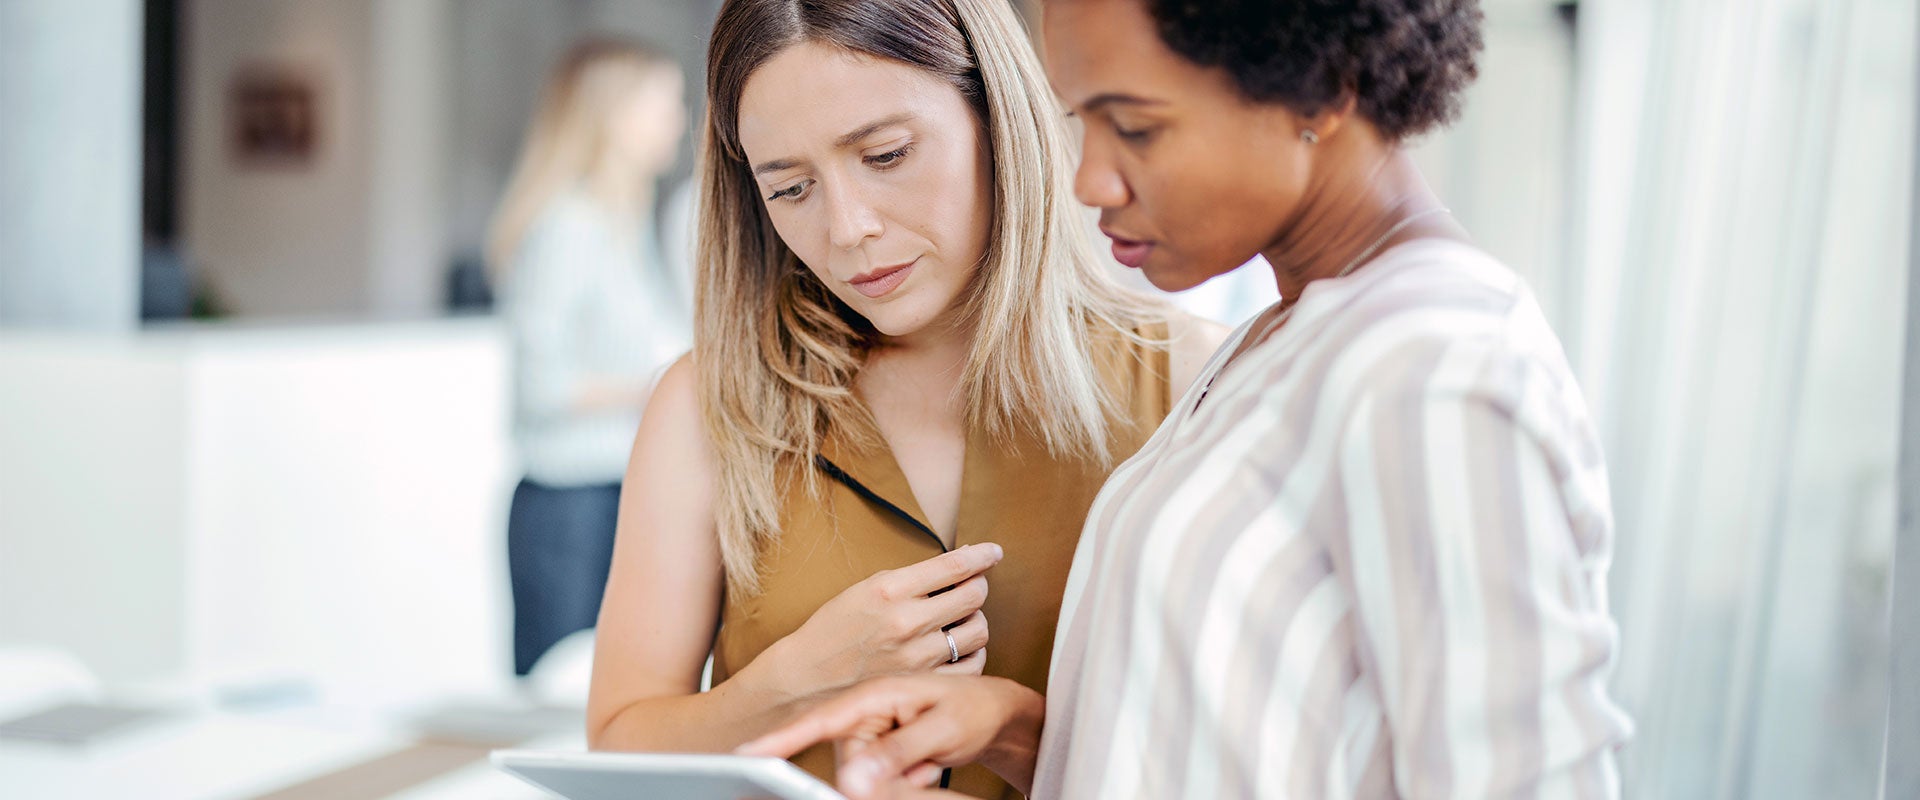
[1043,0,1310,292]
[611,67,687,178]
[736,41,993,339]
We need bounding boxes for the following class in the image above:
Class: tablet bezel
[490,748,850,800]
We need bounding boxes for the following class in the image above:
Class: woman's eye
[767,182,807,202]
[1115,126,1154,144]
[866,145,912,168]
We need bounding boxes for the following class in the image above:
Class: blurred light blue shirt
[501,189,690,487]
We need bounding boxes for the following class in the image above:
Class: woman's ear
[1299,92,1360,143]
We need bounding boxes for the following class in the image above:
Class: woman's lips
[849,259,916,298]
[1108,235,1154,269]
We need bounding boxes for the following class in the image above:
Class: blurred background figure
[487,39,694,679]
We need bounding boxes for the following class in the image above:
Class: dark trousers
[507,478,622,676]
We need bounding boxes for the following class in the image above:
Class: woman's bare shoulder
[1162,311,1231,394]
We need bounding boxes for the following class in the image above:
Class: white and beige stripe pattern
[1034,240,1634,799]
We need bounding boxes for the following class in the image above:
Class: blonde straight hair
[700,0,1163,596]
[486,39,675,273]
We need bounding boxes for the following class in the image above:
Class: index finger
[736,685,917,758]
[886,543,1003,598]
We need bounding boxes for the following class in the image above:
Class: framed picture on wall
[228,64,319,169]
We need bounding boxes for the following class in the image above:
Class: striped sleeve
[1336,337,1631,800]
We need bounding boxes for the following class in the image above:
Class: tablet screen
[492,749,849,800]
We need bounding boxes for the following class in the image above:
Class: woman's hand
[765,543,1003,700]
[736,674,1047,799]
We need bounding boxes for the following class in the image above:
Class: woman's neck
[861,305,973,394]
[1260,149,1451,301]
[875,310,972,367]
[586,161,655,222]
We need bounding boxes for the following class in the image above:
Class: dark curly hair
[1145,0,1484,141]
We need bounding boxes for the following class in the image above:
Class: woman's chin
[861,301,948,342]
[869,316,936,340]
[1140,265,1211,293]
[1141,252,1245,294]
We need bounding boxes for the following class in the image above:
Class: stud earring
[1301,129,1319,145]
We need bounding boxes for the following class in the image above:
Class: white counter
[0,317,517,705]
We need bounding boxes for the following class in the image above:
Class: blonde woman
[584,0,1225,796]
[488,39,691,678]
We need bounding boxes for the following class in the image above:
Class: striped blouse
[1033,239,1634,799]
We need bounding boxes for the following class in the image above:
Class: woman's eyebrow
[1078,92,1163,114]
[751,112,917,176]
[834,112,916,148]
[752,157,803,177]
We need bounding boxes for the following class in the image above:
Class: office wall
[182,0,377,317]
[443,0,592,267]
[178,0,716,317]
[444,0,721,266]
[182,0,452,319]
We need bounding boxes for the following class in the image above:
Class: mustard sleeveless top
[711,322,1173,798]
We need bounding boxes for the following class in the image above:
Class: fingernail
[985,543,1004,559]
[843,758,878,797]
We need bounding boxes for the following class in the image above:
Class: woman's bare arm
[586,356,804,751]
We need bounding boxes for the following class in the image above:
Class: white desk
[0,703,583,799]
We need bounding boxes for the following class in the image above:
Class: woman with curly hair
[743,1,1635,797]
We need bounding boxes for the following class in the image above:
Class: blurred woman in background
[486,38,691,678]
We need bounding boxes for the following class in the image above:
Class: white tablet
[491,749,850,800]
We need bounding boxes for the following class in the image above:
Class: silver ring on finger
[944,629,960,664]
